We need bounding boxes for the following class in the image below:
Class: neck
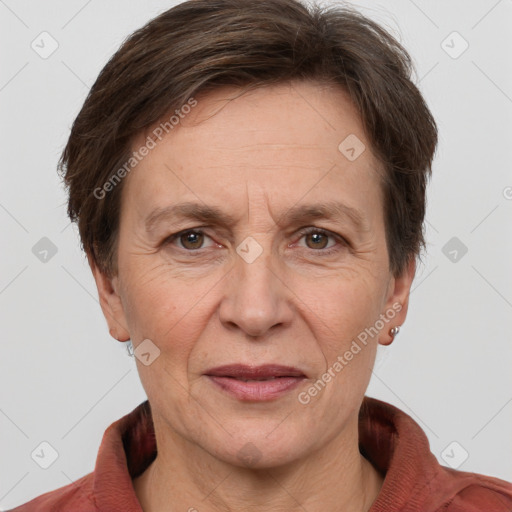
[133,413,384,512]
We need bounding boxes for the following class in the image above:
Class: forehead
[147,82,369,154]
[124,81,383,220]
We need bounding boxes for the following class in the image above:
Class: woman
[9,0,512,510]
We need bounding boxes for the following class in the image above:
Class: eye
[295,227,345,254]
[165,229,215,251]
[163,227,346,255]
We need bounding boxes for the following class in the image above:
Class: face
[92,81,414,468]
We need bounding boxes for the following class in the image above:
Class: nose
[218,243,293,338]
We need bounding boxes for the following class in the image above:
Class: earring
[389,326,400,337]
[125,340,134,357]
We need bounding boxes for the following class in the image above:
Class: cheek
[297,273,385,360]
[120,264,217,356]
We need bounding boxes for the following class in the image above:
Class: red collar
[90,396,506,512]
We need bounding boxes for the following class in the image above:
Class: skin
[91,80,416,512]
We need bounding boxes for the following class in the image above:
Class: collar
[92,396,443,511]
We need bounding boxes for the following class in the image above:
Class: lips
[204,364,306,380]
[204,364,306,401]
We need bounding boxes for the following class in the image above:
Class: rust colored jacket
[8,397,512,511]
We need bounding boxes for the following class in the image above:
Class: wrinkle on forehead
[123,81,384,243]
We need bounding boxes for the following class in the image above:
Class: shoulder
[360,397,512,512]
[429,467,512,512]
[6,473,96,512]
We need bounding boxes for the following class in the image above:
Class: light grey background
[1,0,511,508]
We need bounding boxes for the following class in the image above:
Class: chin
[206,426,307,470]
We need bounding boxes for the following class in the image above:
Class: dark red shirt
[8,397,512,511]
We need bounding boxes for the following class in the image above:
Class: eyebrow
[144,200,368,233]
[278,201,368,231]
[145,202,238,233]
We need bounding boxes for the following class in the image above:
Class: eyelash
[295,227,346,255]
[163,226,347,256]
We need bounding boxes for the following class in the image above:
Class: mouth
[204,364,306,401]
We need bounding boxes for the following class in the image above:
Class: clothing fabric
[9,396,512,511]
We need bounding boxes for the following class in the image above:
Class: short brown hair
[59,0,437,277]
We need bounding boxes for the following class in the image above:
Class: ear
[380,257,416,346]
[87,254,130,342]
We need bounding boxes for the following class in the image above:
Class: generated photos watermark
[298,302,402,405]
[93,97,198,200]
